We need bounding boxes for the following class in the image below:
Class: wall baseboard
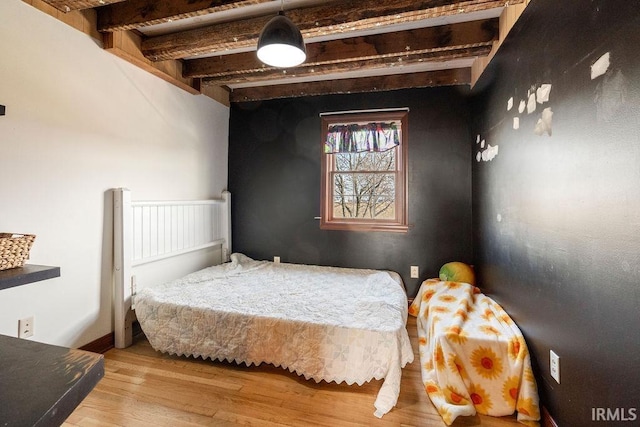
[542,406,559,427]
[79,332,114,354]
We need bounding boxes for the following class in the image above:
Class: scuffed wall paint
[591,52,611,80]
[533,107,553,136]
[471,0,640,425]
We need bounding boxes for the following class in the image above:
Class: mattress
[135,253,414,417]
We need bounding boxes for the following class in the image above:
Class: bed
[409,278,540,426]
[111,188,414,418]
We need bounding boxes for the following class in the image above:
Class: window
[320,110,408,232]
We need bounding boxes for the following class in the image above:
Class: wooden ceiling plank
[27,0,102,39]
[103,30,201,95]
[97,0,272,32]
[228,68,471,102]
[184,19,498,78]
[471,0,530,86]
[141,0,522,61]
[203,44,491,86]
[41,0,125,13]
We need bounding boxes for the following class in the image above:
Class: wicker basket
[0,233,36,270]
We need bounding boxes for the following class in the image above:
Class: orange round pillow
[439,262,475,285]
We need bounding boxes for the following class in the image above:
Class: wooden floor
[64,317,522,426]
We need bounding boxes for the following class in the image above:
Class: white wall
[0,1,229,347]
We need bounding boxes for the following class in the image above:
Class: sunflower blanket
[409,279,540,426]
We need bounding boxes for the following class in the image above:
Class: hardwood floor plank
[67,317,522,426]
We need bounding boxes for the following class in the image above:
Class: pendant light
[256,1,306,68]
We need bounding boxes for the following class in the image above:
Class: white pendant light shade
[257,11,306,68]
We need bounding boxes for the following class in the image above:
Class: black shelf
[0,265,61,291]
[0,334,104,426]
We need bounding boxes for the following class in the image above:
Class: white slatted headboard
[113,188,231,348]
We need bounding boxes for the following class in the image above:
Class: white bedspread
[135,253,414,417]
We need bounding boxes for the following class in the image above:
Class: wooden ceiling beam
[204,44,491,86]
[141,0,520,61]
[228,68,471,102]
[185,19,498,78]
[471,0,530,86]
[97,0,271,32]
[41,0,125,13]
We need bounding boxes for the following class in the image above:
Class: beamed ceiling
[35,0,530,104]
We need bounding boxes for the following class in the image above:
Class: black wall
[229,87,473,296]
[472,0,640,425]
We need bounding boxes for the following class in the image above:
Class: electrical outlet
[273,256,280,264]
[410,265,419,279]
[550,349,560,384]
[18,316,34,338]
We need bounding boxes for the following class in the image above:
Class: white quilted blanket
[135,253,414,417]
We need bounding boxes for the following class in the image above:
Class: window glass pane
[334,150,396,172]
[333,173,354,197]
[374,174,396,198]
[334,153,350,172]
[373,197,396,219]
[354,173,373,194]
[333,173,396,219]
[333,196,356,218]
[371,150,395,172]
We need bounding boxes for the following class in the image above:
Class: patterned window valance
[324,122,400,153]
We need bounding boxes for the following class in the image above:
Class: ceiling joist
[228,68,472,102]
[204,44,492,86]
[97,0,272,32]
[139,0,516,61]
[185,19,498,80]
[32,0,529,102]
[42,0,124,12]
